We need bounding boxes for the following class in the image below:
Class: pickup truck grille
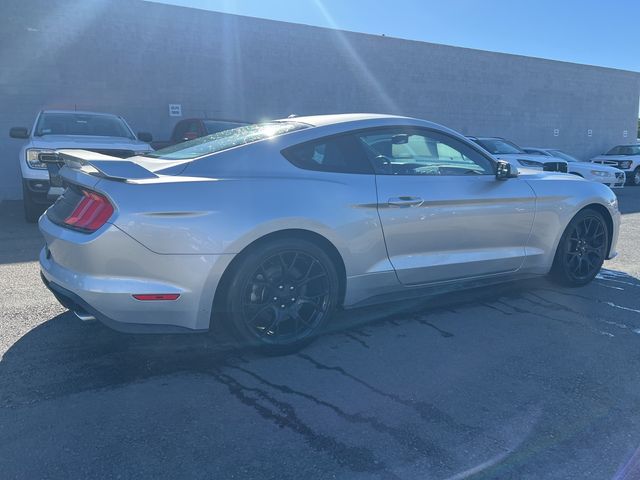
[543,162,568,173]
[593,159,628,169]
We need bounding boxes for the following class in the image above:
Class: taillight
[63,190,114,232]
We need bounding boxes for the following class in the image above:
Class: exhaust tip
[74,310,96,322]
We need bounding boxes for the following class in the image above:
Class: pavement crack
[494,300,574,326]
[481,302,512,315]
[297,354,479,436]
[342,332,370,349]
[414,316,454,337]
[211,369,397,476]
[228,365,450,462]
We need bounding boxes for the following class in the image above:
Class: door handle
[388,196,424,207]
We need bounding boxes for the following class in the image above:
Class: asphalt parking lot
[2,189,640,480]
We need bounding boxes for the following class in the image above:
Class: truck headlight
[590,170,611,177]
[619,161,632,170]
[26,148,55,169]
[518,159,543,168]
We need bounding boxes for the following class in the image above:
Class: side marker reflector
[132,294,180,301]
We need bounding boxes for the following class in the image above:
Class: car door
[357,127,536,285]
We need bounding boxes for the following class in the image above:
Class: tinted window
[548,150,578,162]
[523,149,546,156]
[173,120,200,140]
[475,138,524,154]
[283,134,373,174]
[147,122,307,160]
[358,129,494,176]
[35,113,134,138]
[606,145,640,156]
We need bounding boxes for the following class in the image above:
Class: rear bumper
[39,215,235,333]
[41,273,202,333]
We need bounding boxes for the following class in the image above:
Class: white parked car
[590,145,640,186]
[523,147,625,188]
[9,110,154,221]
[468,137,568,173]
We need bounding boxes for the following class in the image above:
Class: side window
[282,134,373,174]
[357,128,495,176]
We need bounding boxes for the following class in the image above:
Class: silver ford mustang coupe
[39,114,620,353]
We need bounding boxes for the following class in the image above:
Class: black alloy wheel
[225,238,339,354]
[551,209,608,286]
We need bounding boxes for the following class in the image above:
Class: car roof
[282,113,421,128]
[41,109,121,117]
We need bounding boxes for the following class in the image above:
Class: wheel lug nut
[291,298,296,302]
[280,304,286,309]
[278,285,284,290]
[289,286,295,290]
[273,297,278,301]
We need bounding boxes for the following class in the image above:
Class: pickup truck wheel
[550,209,608,287]
[631,167,640,186]
[22,182,42,223]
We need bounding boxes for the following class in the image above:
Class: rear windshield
[35,113,134,139]
[605,145,640,156]
[203,120,248,135]
[146,121,308,160]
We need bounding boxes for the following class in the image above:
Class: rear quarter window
[282,134,374,174]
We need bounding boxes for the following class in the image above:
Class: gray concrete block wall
[1,0,638,200]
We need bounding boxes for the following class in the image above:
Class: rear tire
[550,209,608,287]
[224,238,340,355]
[630,167,640,186]
[22,182,42,223]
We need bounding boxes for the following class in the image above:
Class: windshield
[34,112,134,138]
[605,145,640,156]
[475,138,524,154]
[548,150,578,162]
[146,121,308,160]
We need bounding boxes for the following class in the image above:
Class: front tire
[550,209,608,287]
[630,167,640,186]
[225,238,340,354]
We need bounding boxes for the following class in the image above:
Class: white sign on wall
[553,128,560,137]
[623,130,628,138]
[587,129,593,137]
[169,104,182,117]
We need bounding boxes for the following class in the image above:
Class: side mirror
[496,160,518,180]
[9,127,29,139]
[137,131,153,142]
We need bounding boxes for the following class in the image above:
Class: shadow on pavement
[4,272,640,478]
[616,187,640,215]
[0,200,43,264]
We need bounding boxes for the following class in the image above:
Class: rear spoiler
[54,149,158,181]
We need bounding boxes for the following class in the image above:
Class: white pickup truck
[590,144,640,186]
[9,110,154,221]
